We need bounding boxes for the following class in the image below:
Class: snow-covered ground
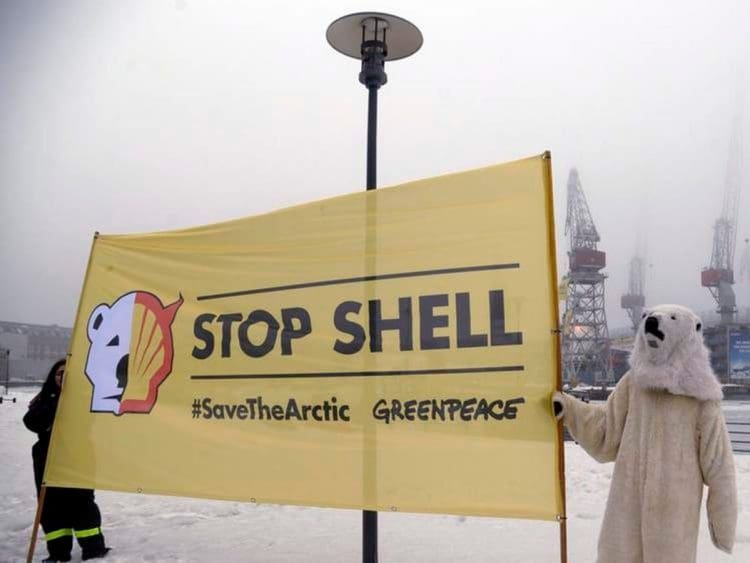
[2,388,749,562]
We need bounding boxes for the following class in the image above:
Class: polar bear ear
[87,304,111,341]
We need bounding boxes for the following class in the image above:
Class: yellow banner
[46,153,563,520]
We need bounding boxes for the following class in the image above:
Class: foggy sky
[2,0,749,329]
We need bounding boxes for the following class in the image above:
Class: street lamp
[326,11,422,563]
[327,12,422,190]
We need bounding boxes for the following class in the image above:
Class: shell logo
[84,291,183,415]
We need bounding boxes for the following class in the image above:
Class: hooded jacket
[23,363,64,492]
[556,304,737,563]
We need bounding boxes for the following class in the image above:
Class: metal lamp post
[326,12,422,563]
[327,12,423,190]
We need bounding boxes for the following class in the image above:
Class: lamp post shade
[326,12,423,61]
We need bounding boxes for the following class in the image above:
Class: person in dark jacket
[24,359,110,562]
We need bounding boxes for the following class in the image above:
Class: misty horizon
[2,0,749,330]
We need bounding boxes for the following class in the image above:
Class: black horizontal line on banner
[190,365,524,380]
[196,262,520,301]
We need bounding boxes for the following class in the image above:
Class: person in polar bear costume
[553,304,737,563]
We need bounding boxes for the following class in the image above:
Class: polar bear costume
[554,304,737,563]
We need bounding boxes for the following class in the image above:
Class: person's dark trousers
[39,487,74,561]
[69,488,107,559]
[33,442,72,561]
[33,443,107,560]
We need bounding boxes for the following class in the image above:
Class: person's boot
[78,528,109,560]
[44,534,73,562]
[81,546,110,560]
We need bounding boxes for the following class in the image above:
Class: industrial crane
[702,119,743,325]
[561,168,613,385]
[740,238,749,282]
[621,231,647,332]
[621,253,646,332]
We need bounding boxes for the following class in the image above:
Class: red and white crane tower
[621,244,646,333]
[561,168,613,385]
[702,118,743,325]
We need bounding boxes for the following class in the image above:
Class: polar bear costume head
[630,304,722,401]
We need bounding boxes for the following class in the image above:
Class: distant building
[0,321,72,383]
[704,323,750,384]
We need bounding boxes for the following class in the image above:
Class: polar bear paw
[552,391,565,421]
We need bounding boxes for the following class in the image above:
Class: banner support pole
[542,150,568,563]
[27,484,47,563]
[559,515,568,563]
